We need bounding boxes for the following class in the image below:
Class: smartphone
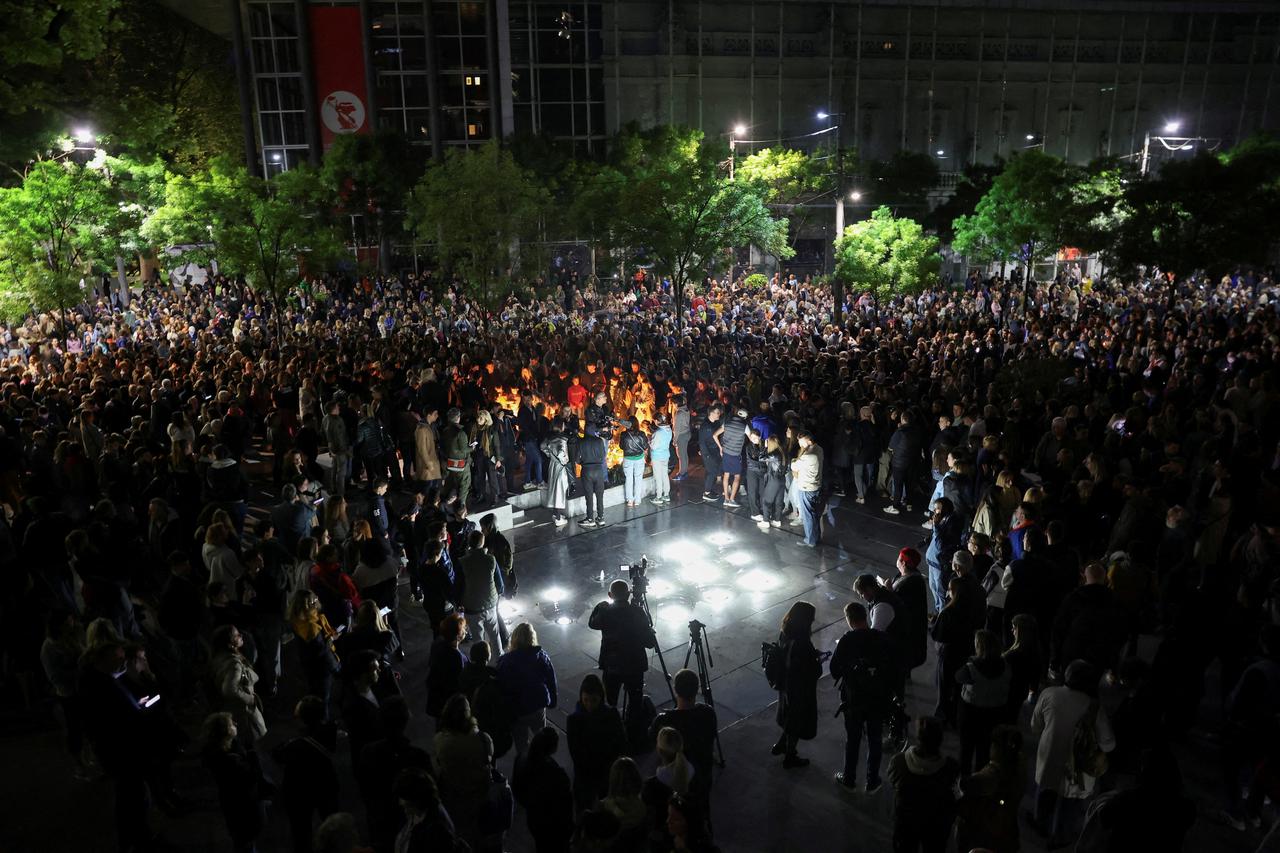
[313,497,324,506]
[142,695,161,708]
[1112,419,1126,434]
[378,606,392,617]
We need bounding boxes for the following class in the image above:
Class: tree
[406,141,547,308]
[0,0,119,115]
[833,205,941,302]
[321,130,428,273]
[925,160,1001,243]
[1058,157,1131,264]
[0,159,113,328]
[952,150,1077,280]
[609,125,792,332]
[144,159,342,341]
[736,146,830,249]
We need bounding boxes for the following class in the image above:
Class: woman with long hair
[931,577,977,727]
[1002,612,1043,723]
[773,600,821,768]
[760,434,788,528]
[425,613,468,720]
[210,624,267,741]
[433,694,494,850]
[287,589,341,720]
[351,519,402,653]
[321,495,350,545]
[956,629,1012,777]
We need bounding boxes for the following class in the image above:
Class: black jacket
[588,599,652,674]
[575,432,607,471]
[620,428,648,457]
[829,627,895,716]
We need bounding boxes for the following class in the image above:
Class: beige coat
[414,421,442,481]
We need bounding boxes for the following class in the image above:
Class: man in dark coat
[1050,561,1126,675]
[587,580,653,713]
[830,601,896,792]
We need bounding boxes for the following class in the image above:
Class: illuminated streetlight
[1025,133,1036,141]
[733,124,746,137]
[935,149,946,157]
[816,110,829,120]
[850,190,863,202]
[1163,119,1182,134]
[72,127,95,144]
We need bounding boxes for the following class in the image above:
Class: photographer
[585,392,613,434]
[588,580,654,715]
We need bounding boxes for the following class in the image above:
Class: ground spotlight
[724,550,752,567]
[661,540,706,562]
[737,569,780,593]
[701,587,735,610]
[679,562,724,585]
[645,577,676,599]
[658,604,693,624]
[555,615,572,626]
[498,599,521,620]
[543,586,570,604]
[707,532,735,547]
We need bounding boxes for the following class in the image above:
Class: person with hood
[649,413,673,504]
[540,418,572,525]
[355,403,394,486]
[886,716,959,853]
[567,674,628,812]
[1030,659,1116,846]
[956,629,1012,777]
[497,622,558,756]
[955,724,1024,853]
[441,407,473,506]
[513,726,575,853]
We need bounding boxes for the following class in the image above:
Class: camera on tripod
[621,556,649,598]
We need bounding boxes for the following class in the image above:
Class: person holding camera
[588,580,654,715]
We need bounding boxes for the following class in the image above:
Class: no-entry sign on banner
[309,6,370,149]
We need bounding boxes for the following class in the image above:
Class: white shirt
[869,600,896,632]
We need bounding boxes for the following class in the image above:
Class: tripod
[683,620,726,767]
[631,581,677,706]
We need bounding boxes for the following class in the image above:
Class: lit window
[468,123,478,136]
[465,76,473,85]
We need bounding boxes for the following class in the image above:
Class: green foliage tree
[0,159,114,327]
[833,205,941,302]
[952,150,1076,278]
[144,159,342,341]
[608,125,793,331]
[736,146,830,244]
[406,141,548,307]
[0,0,119,115]
[321,131,429,273]
[925,160,1001,242]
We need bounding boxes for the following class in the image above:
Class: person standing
[271,697,339,853]
[886,716,960,853]
[513,727,575,853]
[575,423,608,527]
[413,409,442,493]
[497,623,558,756]
[714,406,749,508]
[852,406,878,504]
[620,421,648,508]
[588,580,653,716]
[441,408,473,506]
[201,712,272,853]
[891,548,930,693]
[773,601,821,768]
[516,393,544,489]
[925,497,964,614]
[829,601,894,793]
[649,413,673,504]
[287,591,342,721]
[480,513,515,597]
[457,530,504,652]
[884,410,920,514]
[791,431,824,548]
[671,394,692,481]
[744,427,767,520]
[760,434,788,528]
[540,418,571,526]
[322,399,351,498]
[697,404,723,500]
[956,629,1012,777]
[567,674,628,812]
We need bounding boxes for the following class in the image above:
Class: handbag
[478,766,514,832]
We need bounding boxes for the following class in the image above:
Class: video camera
[622,556,649,599]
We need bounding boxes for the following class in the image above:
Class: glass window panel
[466,76,489,106]
[466,107,489,138]
[378,109,406,132]
[510,30,530,64]
[437,37,462,67]
[515,105,535,135]
[590,103,605,135]
[374,36,402,69]
[540,103,571,135]
[537,68,572,101]
[397,9,426,37]
[440,75,466,108]
[573,104,588,135]
[587,31,603,61]
[461,37,487,68]
[401,34,426,69]
[511,69,531,102]
[280,111,307,146]
[270,4,297,37]
[248,5,273,38]
[441,108,466,140]
[433,4,458,35]
[257,78,280,111]
[252,40,277,73]
[571,68,589,98]
[261,113,284,146]
[404,109,431,136]
[275,38,300,72]
[402,73,429,109]
[536,31,573,63]
[586,4,602,28]
[277,77,303,110]
[458,2,486,35]
[377,76,403,108]
[587,69,603,101]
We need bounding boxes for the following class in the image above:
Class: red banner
[309,7,370,149]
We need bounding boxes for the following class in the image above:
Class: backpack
[842,657,890,712]
[762,640,787,690]
[1070,700,1109,785]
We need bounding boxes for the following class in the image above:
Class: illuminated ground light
[678,561,724,585]
[737,569,781,593]
[700,587,735,610]
[644,577,677,599]
[658,603,693,624]
[555,615,573,626]
[661,540,707,562]
[724,550,752,567]
[498,599,521,620]
[707,532,735,547]
[542,586,570,604]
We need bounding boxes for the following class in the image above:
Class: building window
[248,1,309,168]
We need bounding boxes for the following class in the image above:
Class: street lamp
[818,109,846,323]
[72,127,95,144]
[1139,118,1206,176]
[728,124,746,180]
[850,190,863,202]
[1163,120,1182,134]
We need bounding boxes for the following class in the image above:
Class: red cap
[898,547,922,569]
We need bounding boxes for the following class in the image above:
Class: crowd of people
[2,260,1279,853]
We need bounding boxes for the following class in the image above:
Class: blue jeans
[623,458,644,502]
[889,465,911,507]
[927,559,947,613]
[523,441,543,485]
[799,489,821,545]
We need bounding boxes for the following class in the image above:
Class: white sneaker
[855,496,866,505]
[770,520,782,528]
[523,483,538,491]
[751,514,764,522]
[553,516,568,526]
[883,505,900,515]
[757,521,770,529]
[921,520,933,530]
[724,499,740,508]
